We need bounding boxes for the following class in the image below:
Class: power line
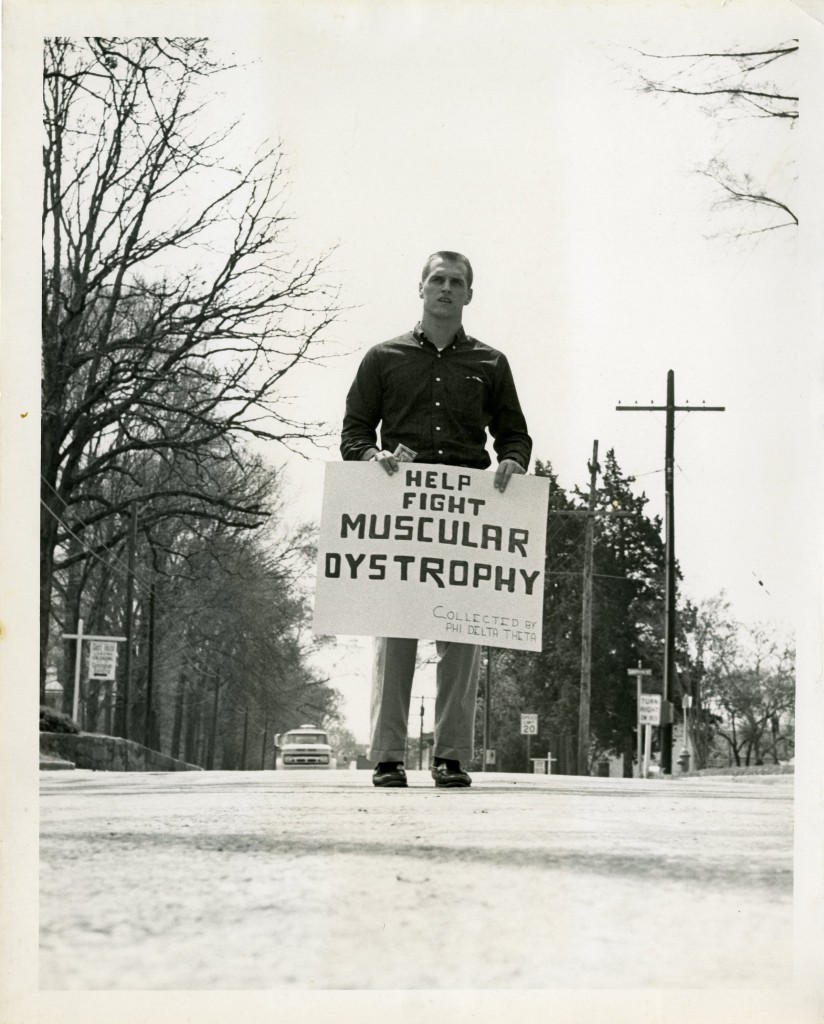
[40,479,154,591]
[40,497,152,588]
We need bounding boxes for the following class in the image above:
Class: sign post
[520,713,538,772]
[638,693,662,778]
[627,662,652,778]
[682,693,694,769]
[62,619,127,729]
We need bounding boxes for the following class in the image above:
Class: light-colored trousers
[369,637,482,764]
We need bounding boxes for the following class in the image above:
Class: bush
[40,706,80,734]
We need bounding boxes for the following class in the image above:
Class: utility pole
[241,708,249,770]
[411,695,435,769]
[554,442,631,776]
[207,673,221,770]
[483,647,492,772]
[116,503,138,739]
[143,580,156,749]
[418,696,425,770]
[577,441,599,776]
[617,370,724,773]
[261,718,269,770]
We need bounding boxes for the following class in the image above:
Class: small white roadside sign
[639,693,662,726]
[520,713,538,735]
[88,640,118,680]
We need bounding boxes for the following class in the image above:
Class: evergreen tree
[477,451,675,776]
[477,460,585,773]
[587,450,669,772]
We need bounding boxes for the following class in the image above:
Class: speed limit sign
[520,713,538,735]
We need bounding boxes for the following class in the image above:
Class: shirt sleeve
[340,347,383,462]
[489,353,532,471]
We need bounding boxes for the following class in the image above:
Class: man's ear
[418,280,424,299]
[464,287,473,305]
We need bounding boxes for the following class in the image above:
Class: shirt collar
[413,322,469,349]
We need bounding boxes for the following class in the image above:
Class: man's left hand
[494,458,525,492]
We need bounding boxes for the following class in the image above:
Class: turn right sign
[639,694,662,726]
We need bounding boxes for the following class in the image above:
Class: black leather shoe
[372,762,408,788]
[431,759,472,788]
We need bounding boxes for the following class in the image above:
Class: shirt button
[435,402,440,407]
[435,377,441,382]
[436,426,441,431]
[438,450,443,455]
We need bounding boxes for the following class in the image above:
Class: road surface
[38,768,795,990]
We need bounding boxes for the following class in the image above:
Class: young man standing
[340,251,532,788]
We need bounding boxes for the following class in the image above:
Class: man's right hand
[368,450,399,475]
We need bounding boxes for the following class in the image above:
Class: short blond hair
[421,251,473,289]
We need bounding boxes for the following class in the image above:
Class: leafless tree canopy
[630,41,797,234]
[41,38,341,730]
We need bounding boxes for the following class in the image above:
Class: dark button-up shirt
[340,323,532,470]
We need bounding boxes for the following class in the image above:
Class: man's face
[419,258,473,318]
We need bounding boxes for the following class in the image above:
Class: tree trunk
[240,707,249,770]
[184,694,200,765]
[39,508,58,703]
[171,673,186,759]
[622,730,635,778]
[206,674,220,770]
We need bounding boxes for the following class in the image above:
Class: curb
[40,755,76,771]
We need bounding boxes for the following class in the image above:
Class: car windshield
[285,734,326,745]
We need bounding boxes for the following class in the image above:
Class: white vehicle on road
[275,724,336,769]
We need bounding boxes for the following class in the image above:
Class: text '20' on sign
[520,714,538,735]
[312,462,550,651]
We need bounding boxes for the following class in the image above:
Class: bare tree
[630,41,797,234]
[41,37,340,697]
[687,596,795,767]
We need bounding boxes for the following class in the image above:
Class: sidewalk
[38,767,795,991]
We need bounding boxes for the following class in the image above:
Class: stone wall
[40,732,204,772]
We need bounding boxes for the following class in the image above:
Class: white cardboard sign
[313,462,549,651]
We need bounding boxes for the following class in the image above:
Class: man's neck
[420,313,463,351]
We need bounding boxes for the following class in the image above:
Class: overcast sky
[194,1,816,740]
[3,0,819,745]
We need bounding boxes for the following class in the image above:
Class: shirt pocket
[445,368,489,428]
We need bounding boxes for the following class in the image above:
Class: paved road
[40,769,793,990]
